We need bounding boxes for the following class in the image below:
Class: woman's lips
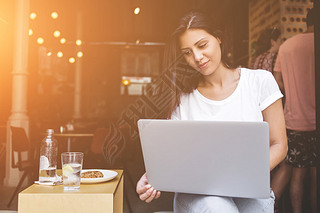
[199,61,209,70]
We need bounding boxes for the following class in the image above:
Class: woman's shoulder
[241,67,272,79]
[240,68,275,88]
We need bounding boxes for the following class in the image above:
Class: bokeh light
[29,29,33,36]
[69,57,75,63]
[51,12,59,19]
[37,37,44,45]
[47,52,52,56]
[77,51,83,58]
[122,79,131,86]
[60,38,66,44]
[30,13,37,20]
[76,40,82,46]
[134,7,140,15]
[57,51,63,58]
[53,30,61,38]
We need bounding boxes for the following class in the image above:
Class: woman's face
[179,29,222,75]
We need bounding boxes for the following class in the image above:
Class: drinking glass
[61,152,84,191]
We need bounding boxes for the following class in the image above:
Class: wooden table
[53,133,94,152]
[18,170,123,213]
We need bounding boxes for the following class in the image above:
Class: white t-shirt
[171,68,283,121]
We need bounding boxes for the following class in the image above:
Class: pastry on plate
[81,171,104,178]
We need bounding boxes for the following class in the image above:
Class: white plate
[81,169,118,184]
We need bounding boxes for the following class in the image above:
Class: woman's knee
[174,193,239,213]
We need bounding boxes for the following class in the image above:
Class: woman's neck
[200,64,239,88]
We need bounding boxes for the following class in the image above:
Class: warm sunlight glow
[51,12,59,19]
[134,7,140,15]
[76,40,82,46]
[29,29,33,36]
[60,38,66,44]
[53,30,61,38]
[57,51,63,58]
[69,57,76,63]
[77,51,83,58]
[37,37,44,45]
[30,13,37,20]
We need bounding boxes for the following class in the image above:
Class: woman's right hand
[136,173,161,203]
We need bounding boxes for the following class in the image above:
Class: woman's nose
[193,50,203,62]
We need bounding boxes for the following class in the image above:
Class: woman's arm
[262,98,288,171]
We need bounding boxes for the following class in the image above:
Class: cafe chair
[7,126,36,207]
[84,127,109,168]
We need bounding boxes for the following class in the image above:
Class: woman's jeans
[174,190,275,213]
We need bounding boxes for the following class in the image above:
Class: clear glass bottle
[39,129,58,183]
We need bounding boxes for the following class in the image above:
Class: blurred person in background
[272,8,316,213]
[251,27,281,74]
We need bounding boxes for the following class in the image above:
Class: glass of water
[61,152,84,191]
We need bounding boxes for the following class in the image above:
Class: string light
[134,7,140,15]
[47,52,52,56]
[60,38,66,44]
[77,51,83,58]
[51,12,58,19]
[30,13,37,20]
[37,37,44,45]
[53,30,61,38]
[57,51,63,58]
[28,29,33,36]
[69,57,75,63]
[76,40,82,46]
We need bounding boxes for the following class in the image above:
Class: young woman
[136,10,287,212]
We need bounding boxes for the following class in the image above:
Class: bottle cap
[46,129,54,135]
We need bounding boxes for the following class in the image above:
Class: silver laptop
[138,119,270,199]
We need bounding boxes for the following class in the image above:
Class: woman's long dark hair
[162,10,236,118]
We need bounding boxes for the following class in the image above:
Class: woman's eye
[199,43,207,48]
[183,51,192,56]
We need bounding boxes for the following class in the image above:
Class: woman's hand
[136,173,161,203]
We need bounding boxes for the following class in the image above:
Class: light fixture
[76,40,82,46]
[37,37,44,45]
[77,51,83,58]
[69,57,75,63]
[60,38,66,44]
[30,13,37,20]
[122,79,131,86]
[51,12,58,19]
[29,29,33,36]
[57,51,63,58]
[134,7,140,15]
[53,30,61,38]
